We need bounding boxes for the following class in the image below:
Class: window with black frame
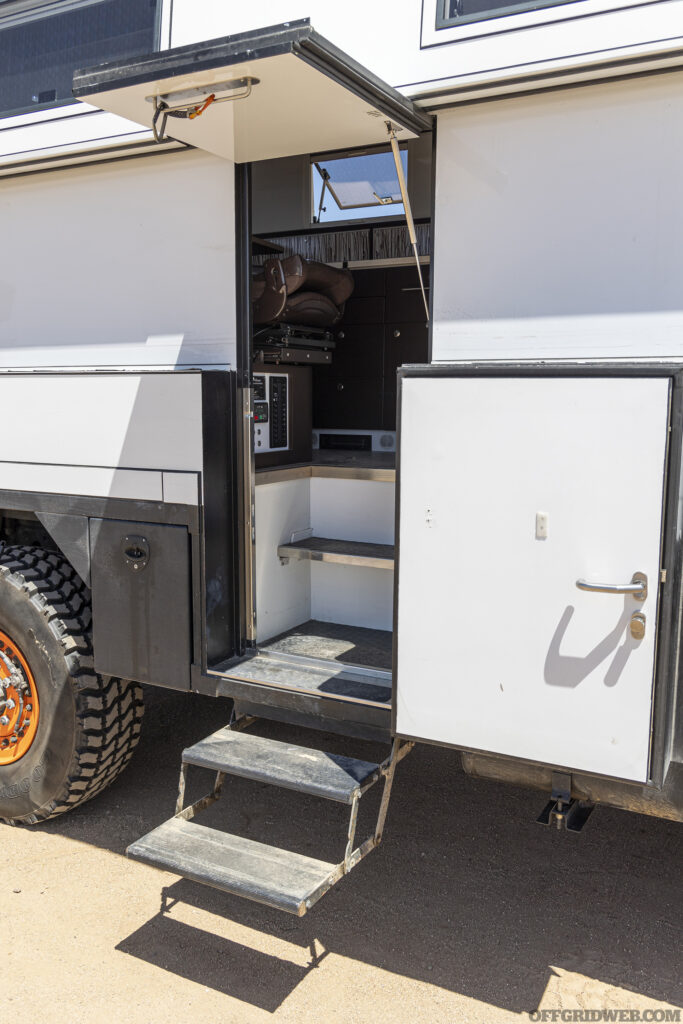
[436,0,580,27]
[0,0,162,119]
[311,146,408,224]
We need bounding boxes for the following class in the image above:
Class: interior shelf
[277,536,394,570]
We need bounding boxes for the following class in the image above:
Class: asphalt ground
[2,685,681,1024]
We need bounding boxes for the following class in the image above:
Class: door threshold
[211,650,392,708]
[260,648,391,682]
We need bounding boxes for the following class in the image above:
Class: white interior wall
[255,475,396,639]
[311,562,394,632]
[255,478,311,642]
[310,478,395,544]
[309,477,395,631]
[0,148,236,369]
[432,72,683,361]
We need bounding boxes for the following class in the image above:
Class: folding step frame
[160,715,413,913]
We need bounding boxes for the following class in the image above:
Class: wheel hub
[0,630,39,765]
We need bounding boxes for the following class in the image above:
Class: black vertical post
[234,162,254,650]
[235,163,253,388]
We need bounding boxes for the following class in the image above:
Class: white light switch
[535,512,548,540]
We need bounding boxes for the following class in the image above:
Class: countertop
[255,449,396,484]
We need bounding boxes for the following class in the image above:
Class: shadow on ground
[36,686,683,1015]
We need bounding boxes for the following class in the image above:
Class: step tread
[222,652,392,704]
[127,817,336,916]
[183,728,381,802]
[277,536,394,569]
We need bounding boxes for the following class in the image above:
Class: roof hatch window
[312,146,408,224]
[0,0,162,120]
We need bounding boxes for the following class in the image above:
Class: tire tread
[0,544,144,824]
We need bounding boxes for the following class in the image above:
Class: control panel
[253,373,289,452]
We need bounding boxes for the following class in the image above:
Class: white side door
[395,373,670,782]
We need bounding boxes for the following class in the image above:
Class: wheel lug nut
[9,736,17,745]
[0,716,9,726]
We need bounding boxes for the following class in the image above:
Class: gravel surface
[2,686,681,1024]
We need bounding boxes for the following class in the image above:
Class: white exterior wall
[4,2,683,173]
[169,0,683,101]
[0,148,236,370]
[432,71,683,361]
[0,371,203,502]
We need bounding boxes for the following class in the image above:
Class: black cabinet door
[314,324,384,429]
[385,264,431,323]
[349,266,386,298]
[314,376,384,429]
[90,519,191,690]
[340,294,385,325]
[383,322,429,429]
[331,324,384,379]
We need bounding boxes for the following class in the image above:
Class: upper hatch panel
[72,19,432,163]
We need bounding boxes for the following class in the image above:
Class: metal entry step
[183,728,381,803]
[220,650,392,705]
[127,817,338,916]
[278,536,394,570]
[127,720,413,915]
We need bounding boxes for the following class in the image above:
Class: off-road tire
[0,544,144,824]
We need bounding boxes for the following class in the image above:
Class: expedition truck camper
[1,5,682,916]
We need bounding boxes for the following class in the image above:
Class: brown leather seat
[252,258,286,325]
[252,255,354,327]
[281,291,344,327]
[280,255,354,306]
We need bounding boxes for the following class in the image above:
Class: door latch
[122,535,149,572]
[630,612,646,640]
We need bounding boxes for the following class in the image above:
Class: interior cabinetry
[313,264,429,431]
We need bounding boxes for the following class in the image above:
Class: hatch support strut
[387,123,429,322]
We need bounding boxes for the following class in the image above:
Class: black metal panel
[235,163,252,390]
[35,512,91,587]
[90,518,191,690]
[650,375,683,779]
[234,162,253,654]
[201,372,240,668]
[0,489,198,531]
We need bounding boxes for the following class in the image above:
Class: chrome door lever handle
[576,572,647,602]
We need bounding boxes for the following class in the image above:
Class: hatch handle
[576,572,647,601]
[122,535,150,573]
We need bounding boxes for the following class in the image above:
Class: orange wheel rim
[0,630,39,765]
